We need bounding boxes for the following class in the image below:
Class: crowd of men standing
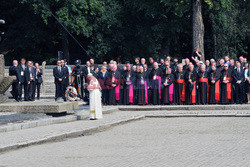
[9,49,250,105]
[9,58,44,102]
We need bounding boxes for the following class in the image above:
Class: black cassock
[209,70,220,104]
[220,69,233,104]
[197,71,209,104]
[106,70,122,105]
[162,73,175,104]
[174,71,186,104]
[150,68,163,105]
[185,70,197,105]
[136,72,149,105]
[233,67,245,104]
[123,70,136,105]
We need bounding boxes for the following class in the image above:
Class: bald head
[201,64,206,72]
[177,64,183,72]
[153,62,158,69]
[189,64,194,71]
[13,60,18,66]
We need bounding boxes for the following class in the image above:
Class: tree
[192,0,205,62]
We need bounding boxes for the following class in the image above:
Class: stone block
[0,101,79,113]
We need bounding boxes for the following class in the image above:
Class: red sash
[198,78,209,100]
[191,81,196,104]
[214,79,220,101]
[176,79,185,101]
[226,77,231,99]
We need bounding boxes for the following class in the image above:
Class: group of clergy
[93,55,250,105]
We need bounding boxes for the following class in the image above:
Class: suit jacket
[25,66,36,83]
[9,65,21,83]
[18,64,27,83]
[62,65,69,79]
[53,66,66,84]
[233,67,245,83]
[35,68,43,83]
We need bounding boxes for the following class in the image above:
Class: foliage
[0,0,248,65]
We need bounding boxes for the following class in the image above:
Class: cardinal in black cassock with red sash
[209,65,220,104]
[197,65,209,104]
[174,64,186,105]
[220,64,233,104]
[150,62,163,105]
[162,68,175,104]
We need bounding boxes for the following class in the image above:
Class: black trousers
[35,81,41,99]
[235,83,243,104]
[28,81,36,101]
[19,82,28,100]
[55,82,66,100]
[12,82,20,101]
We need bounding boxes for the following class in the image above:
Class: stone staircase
[5,67,57,99]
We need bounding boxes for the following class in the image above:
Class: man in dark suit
[18,58,28,101]
[61,59,69,90]
[35,63,43,100]
[83,61,91,77]
[26,61,36,101]
[82,61,92,102]
[9,60,21,102]
[233,61,245,104]
[53,60,67,101]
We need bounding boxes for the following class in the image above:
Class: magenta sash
[115,78,120,101]
[145,81,148,104]
[167,79,174,101]
[129,84,133,103]
[156,76,161,99]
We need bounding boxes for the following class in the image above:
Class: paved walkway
[0,107,250,152]
[0,117,249,167]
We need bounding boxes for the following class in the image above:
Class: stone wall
[0,54,4,82]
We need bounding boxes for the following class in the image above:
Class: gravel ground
[0,117,249,167]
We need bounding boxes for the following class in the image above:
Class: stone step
[118,104,250,111]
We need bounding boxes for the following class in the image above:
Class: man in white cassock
[86,73,103,120]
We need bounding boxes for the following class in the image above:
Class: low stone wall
[0,101,79,113]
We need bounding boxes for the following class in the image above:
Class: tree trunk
[192,0,205,62]
[62,33,69,63]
